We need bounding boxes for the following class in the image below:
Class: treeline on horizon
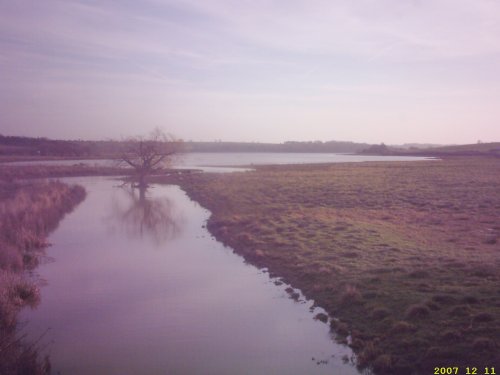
[361,141,500,157]
[1,134,499,158]
[0,135,371,157]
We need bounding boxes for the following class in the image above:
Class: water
[5,152,433,172]
[177,152,432,167]
[21,177,361,375]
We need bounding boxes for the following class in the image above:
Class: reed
[0,180,86,375]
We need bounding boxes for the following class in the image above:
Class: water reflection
[21,180,361,375]
[108,185,183,244]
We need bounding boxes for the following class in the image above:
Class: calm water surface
[6,152,433,172]
[177,152,433,168]
[22,177,362,375]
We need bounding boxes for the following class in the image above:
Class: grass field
[155,156,500,374]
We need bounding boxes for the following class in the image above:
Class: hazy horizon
[0,132,491,148]
[1,1,500,144]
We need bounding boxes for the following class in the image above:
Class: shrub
[372,354,393,373]
[483,235,497,245]
[432,294,457,304]
[330,319,349,337]
[314,312,328,323]
[371,307,391,320]
[449,305,471,317]
[462,295,479,304]
[473,312,494,323]
[357,341,381,368]
[0,245,22,271]
[405,304,430,319]
[472,337,496,351]
[439,329,462,343]
[426,301,441,311]
[408,269,429,278]
[12,280,40,308]
[390,321,415,334]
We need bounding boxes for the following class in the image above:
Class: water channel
[21,177,363,375]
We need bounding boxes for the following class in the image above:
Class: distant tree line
[0,135,125,157]
[360,141,500,157]
[2,134,497,158]
[184,140,371,153]
[0,135,371,157]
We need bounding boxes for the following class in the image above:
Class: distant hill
[361,142,500,157]
[417,142,500,154]
[0,135,126,158]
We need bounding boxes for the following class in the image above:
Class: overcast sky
[1,0,500,144]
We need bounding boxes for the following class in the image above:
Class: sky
[1,0,500,144]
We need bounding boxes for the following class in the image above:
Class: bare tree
[120,128,183,188]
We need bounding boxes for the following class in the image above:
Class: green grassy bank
[155,157,500,374]
[0,180,86,374]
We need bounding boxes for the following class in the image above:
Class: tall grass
[0,164,130,181]
[0,180,86,375]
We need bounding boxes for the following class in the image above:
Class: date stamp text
[434,367,496,375]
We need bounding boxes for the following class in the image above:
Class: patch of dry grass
[0,180,86,374]
[0,164,129,181]
[156,156,500,374]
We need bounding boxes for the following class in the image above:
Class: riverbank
[0,164,130,180]
[0,180,86,374]
[155,156,500,374]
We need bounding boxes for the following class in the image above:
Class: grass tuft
[472,337,496,351]
[314,312,328,323]
[371,307,391,320]
[340,285,363,305]
[390,321,415,334]
[405,304,431,319]
[473,312,494,323]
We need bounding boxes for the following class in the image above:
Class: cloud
[170,0,500,61]
[3,0,500,78]
[0,0,499,143]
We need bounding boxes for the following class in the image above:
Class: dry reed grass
[0,180,86,375]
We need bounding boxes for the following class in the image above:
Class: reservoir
[5,151,433,172]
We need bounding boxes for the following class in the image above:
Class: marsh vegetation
[157,156,500,374]
[0,180,85,374]
[2,154,498,374]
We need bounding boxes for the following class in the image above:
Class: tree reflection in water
[109,185,182,244]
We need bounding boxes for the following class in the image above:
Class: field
[156,156,500,374]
